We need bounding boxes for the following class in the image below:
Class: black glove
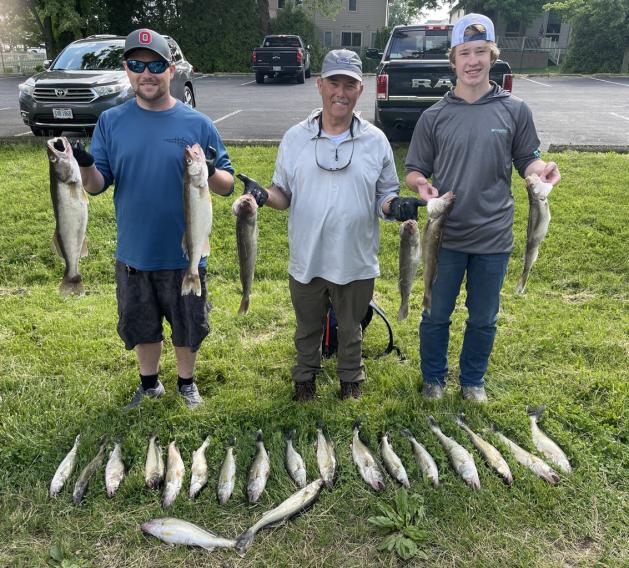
[71,141,94,168]
[237,173,269,207]
[205,145,216,177]
[389,197,425,221]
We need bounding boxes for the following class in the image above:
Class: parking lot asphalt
[2,74,628,150]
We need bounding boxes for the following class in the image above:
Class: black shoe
[340,382,361,400]
[293,380,316,402]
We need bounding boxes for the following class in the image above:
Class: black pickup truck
[252,34,311,84]
[367,24,513,139]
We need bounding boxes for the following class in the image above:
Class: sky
[420,3,451,23]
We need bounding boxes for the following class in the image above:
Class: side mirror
[306,45,311,51]
[366,48,382,60]
[43,60,51,69]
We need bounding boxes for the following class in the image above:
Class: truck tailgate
[255,48,299,67]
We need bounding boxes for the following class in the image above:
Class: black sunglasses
[314,113,355,172]
[126,59,170,74]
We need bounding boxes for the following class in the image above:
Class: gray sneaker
[125,380,165,410]
[421,382,444,401]
[461,385,488,403]
[178,382,203,408]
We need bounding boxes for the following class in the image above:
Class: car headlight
[93,82,129,97]
[18,79,36,96]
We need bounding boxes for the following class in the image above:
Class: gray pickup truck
[367,24,513,139]
[252,35,311,84]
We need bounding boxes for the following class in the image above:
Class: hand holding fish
[205,145,216,177]
[389,196,425,221]
[414,174,439,202]
[540,161,560,186]
[237,173,269,207]
[71,141,94,168]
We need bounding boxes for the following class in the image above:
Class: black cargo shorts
[115,261,211,352]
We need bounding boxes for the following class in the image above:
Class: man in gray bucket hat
[237,49,421,402]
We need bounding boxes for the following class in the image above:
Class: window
[349,0,357,11]
[388,29,449,59]
[323,31,333,47]
[546,12,562,36]
[341,32,362,47]
[278,0,285,7]
[505,20,521,37]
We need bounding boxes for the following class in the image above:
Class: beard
[134,81,168,102]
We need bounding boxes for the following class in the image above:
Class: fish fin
[80,237,88,258]
[52,233,64,258]
[352,417,362,430]
[515,276,527,294]
[238,296,249,315]
[427,415,438,428]
[181,273,201,297]
[59,275,84,297]
[201,546,216,552]
[227,436,236,446]
[526,405,545,418]
[397,305,408,322]
[181,235,189,259]
[399,428,412,439]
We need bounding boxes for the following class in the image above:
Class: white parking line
[590,77,629,87]
[214,110,242,124]
[0,107,14,111]
[241,80,255,86]
[16,131,33,137]
[517,77,552,87]
[610,112,629,121]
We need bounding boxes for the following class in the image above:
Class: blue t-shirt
[91,99,234,270]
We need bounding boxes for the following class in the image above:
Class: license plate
[53,108,73,119]
[272,66,281,71]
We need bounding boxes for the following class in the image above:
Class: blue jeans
[420,248,510,388]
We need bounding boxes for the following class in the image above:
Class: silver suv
[18,34,196,136]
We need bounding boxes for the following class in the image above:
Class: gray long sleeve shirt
[405,84,541,254]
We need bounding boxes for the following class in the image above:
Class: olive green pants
[289,275,374,384]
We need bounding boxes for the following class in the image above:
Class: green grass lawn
[0,144,627,567]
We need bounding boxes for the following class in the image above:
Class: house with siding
[270,0,390,51]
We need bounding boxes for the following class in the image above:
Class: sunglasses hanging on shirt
[314,113,355,172]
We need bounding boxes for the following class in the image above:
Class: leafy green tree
[544,0,629,72]
[456,0,547,27]
[387,0,441,27]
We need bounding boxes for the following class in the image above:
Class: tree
[387,0,441,28]
[544,0,629,73]
[271,1,323,69]
[456,0,547,28]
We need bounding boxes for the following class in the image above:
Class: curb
[547,144,629,154]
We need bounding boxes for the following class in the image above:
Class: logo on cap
[337,57,351,64]
[139,31,152,44]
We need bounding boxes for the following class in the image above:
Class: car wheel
[183,85,195,108]
[30,126,45,136]
[255,72,265,84]
[296,67,305,84]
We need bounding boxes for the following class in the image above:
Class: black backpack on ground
[321,300,403,359]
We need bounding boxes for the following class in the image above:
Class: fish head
[399,219,419,237]
[184,143,208,178]
[140,519,160,534]
[47,137,80,183]
[525,174,553,200]
[426,192,455,218]
[231,193,258,217]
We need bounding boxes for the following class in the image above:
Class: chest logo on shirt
[166,137,195,149]
[491,128,508,135]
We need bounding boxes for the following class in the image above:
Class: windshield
[52,41,125,71]
[389,30,450,60]
[263,37,301,48]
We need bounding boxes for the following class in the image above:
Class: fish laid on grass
[400,429,439,488]
[217,437,237,505]
[145,433,165,490]
[141,518,236,552]
[527,406,572,474]
[247,430,270,503]
[189,436,211,499]
[491,426,560,485]
[47,137,88,296]
[285,430,307,488]
[236,478,325,555]
[379,433,410,488]
[351,420,385,492]
[515,173,553,294]
[397,219,421,322]
[105,441,125,497]
[232,190,259,315]
[162,441,185,508]
[72,441,106,504]
[49,434,81,498]
[181,143,212,296]
[428,416,480,490]
[455,415,513,486]
[316,422,336,489]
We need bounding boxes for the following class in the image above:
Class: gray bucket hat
[321,49,362,81]
[124,28,171,62]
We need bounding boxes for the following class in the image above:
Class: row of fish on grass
[397,173,553,322]
[50,406,570,509]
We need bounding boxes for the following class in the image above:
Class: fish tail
[397,304,408,322]
[399,428,412,439]
[526,405,545,419]
[227,436,236,446]
[235,529,255,556]
[181,272,201,296]
[255,429,263,442]
[352,417,362,431]
[316,419,326,430]
[427,415,438,428]
[238,296,250,315]
[515,275,527,294]
[285,429,295,441]
[454,414,466,427]
[59,274,84,297]
[422,293,431,315]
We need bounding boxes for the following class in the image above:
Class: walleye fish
[181,143,212,296]
[379,433,410,488]
[397,219,421,322]
[455,415,513,486]
[285,430,307,488]
[145,433,165,490]
[516,173,553,294]
[247,430,270,503]
[400,428,439,488]
[491,426,560,484]
[422,191,455,314]
[189,435,211,499]
[217,437,237,505]
[427,416,480,490]
[316,422,336,489]
[236,478,325,555]
[47,137,88,296]
[232,191,258,315]
[351,420,385,492]
[49,433,81,498]
[72,441,106,505]
[162,441,185,508]
[527,406,572,474]
[105,441,125,497]
[141,518,236,551]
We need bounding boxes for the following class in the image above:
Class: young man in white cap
[73,28,235,409]
[405,14,561,402]
[238,49,421,401]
